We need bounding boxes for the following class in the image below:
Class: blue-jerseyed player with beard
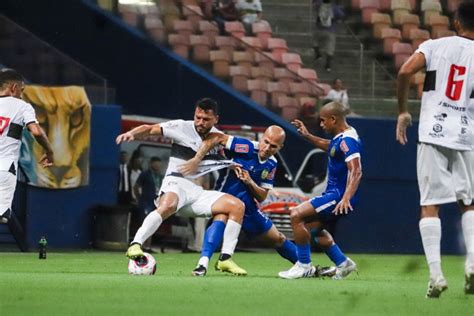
[279,101,362,279]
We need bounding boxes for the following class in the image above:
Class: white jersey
[160,120,234,180]
[416,36,474,150]
[0,96,37,172]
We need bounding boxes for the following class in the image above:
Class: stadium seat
[233,51,254,73]
[142,3,161,19]
[409,28,430,49]
[392,42,413,70]
[182,5,203,32]
[379,0,391,12]
[267,38,288,64]
[281,53,302,72]
[225,21,245,38]
[381,28,402,55]
[162,4,181,33]
[359,0,380,25]
[168,34,190,59]
[173,20,193,39]
[318,83,332,97]
[241,36,263,52]
[267,81,290,108]
[421,1,442,26]
[428,15,449,39]
[400,14,420,40]
[351,0,361,11]
[433,29,456,39]
[371,13,392,39]
[248,79,268,106]
[190,35,211,63]
[199,21,219,46]
[210,50,231,78]
[277,96,300,121]
[144,17,166,42]
[274,67,297,84]
[297,68,318,83]
[252,22,272,49]
[447,0,461,14]
[289,82,313,99]
[391,0,412,25]
[118,4,141,27]
[299,97,318,118]
[230,65,251,92]
[251,67,273,81]
[411,71,425,99]
[215,36,236,58]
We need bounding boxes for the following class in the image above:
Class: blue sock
[325,244,347,266]
[276,239,298,264]
[201,220,226,259]
[296,243,311,264]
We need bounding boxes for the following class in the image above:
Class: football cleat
[426,276,448,298]
[215,258,247,276]
[126,243,144,259]
[278,262,316,279]
[465,264,474,294]
[317,265,337,278]
[192,265,207,277]
[332,258,357,280]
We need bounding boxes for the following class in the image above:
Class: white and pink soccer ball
[128,252,157,275]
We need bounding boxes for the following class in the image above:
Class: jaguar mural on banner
[19,86,91,188]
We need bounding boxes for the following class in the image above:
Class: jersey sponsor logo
[0,116,11,135]
[432,124,443,133]
[434,113,447,122]
[445,64,466,101]
[340,140,349,153]
[235,144,249,153]
[461,116,468,126]
[438,101,466,112]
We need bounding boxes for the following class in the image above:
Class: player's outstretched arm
[179,132,228,176]
[333,157,362,215]
[115,124,162,144]
[291,119,330,151]
[396,52,425,145]
[234,166,269,202]
[27,122,54,168]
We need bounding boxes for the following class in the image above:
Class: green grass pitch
[1,251,473,315]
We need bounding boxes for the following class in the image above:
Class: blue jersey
[326,127,362,197]
[215,136,277,214]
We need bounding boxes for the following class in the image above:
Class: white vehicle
[121,115,328,239]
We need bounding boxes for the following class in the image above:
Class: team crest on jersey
[330,146,336,157]
[261,169,269,179]
[235,144,249,153]
[340,140,349,153]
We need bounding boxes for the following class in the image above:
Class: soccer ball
[128,252,157,275]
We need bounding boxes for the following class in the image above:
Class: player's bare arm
[292,119,330,151]
[234,166,269,202]
[333,157,362,215]
[179,132,228,176]
[115,123,162,144]
[396,52,426,145]
[26,122,54,167]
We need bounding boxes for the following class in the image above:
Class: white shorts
[417,143,474,206]
[0,171,17,216]
[156,175,226,218]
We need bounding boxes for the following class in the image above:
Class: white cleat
[278,262,316,279]
[426,276,448,298]
[465,264,474,295]
[332,258,357,280]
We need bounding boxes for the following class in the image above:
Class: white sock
[220,219,241,256]
[462,211,474,267]
[198,256,210,269]
[132,212,163,245]
[419,217,443,279]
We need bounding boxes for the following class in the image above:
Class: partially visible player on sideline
[180,125,310,276]
[116,98,247,275]
[0,69,54,224]
[396,2,474,298]
[278,101,362,279]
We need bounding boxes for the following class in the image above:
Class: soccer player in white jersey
[116,98,247,275]
[396,2,474,298]
[0,68,54,224]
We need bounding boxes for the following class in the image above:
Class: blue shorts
[242,210,273,239]
[309,191,342,222]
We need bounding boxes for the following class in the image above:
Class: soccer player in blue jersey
[279,101,362,279]
[180,126,306,276]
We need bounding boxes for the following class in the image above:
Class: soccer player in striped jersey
[279,101,362,280]
[396,1,474,298]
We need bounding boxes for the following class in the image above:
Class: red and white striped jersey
[0,96,37,172]
[416,36,474,150]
